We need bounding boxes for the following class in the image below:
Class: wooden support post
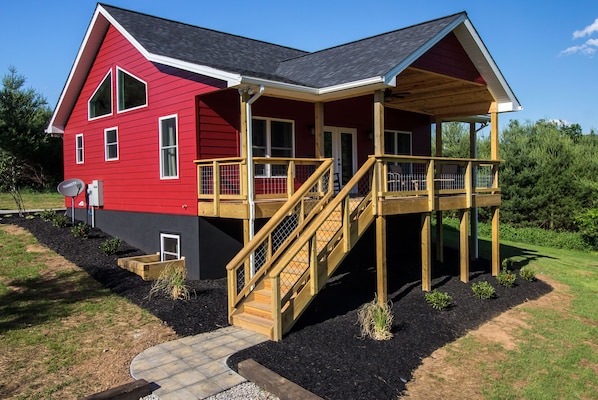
[435,119,443,157]
[213,160,220,217]
[491,111,499,160]
[309,235,318,295]
[435,211,444,263]
[287,160,295,198]
[373,90,385,155]
[421,213,432,291]
[492,207,500,276]
[470,122,478,261]
[240,91,250,158]
[376,215,387,304]
[460,209,470,283]
[271,276,282,341]
[314,102,324,159]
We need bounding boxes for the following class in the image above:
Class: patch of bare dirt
[402,274,568,399]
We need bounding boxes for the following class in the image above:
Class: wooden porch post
[460,209,470,282]
[421,213,432,291]
[435,119,444,263]
[376,215,387,304]
[314,102,324,159]
[374,90,385,155]
[469,122,478,261]
[490,111,500,275]
[240,91,250,161]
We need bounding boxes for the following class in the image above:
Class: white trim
[159,114,179,179]
[88,69,113,120]
[104,126,119,161]
[160,232,180,261]
[75,133,84,164]
[116,66,148,113]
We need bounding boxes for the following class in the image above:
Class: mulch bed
[2,214,552,399]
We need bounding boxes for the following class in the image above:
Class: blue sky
[1,0,597,133]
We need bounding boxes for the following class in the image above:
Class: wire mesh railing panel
[476,165,493,189]
[199,165,214,195]
[219,164,241,195]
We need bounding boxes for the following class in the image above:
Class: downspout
[245,85,265,277]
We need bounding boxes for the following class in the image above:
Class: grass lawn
[0,224,176,399]
[406,223,598,399]
[0,191,65,211]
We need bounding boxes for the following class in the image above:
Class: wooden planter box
[117,253,186,281]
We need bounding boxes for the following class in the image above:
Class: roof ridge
[280,11,468,63]
[98,3,309,55]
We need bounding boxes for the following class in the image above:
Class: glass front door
[323,127,357,192]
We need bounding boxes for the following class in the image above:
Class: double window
[160,115,178,179]
[88,67,147,120]
[252,118,294,176]
[76,134,84,164]
[104,127,118,161]
[160,233,180,261]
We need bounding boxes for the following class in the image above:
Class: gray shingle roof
[102,4,464,88]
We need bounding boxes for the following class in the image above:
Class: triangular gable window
[117,67,147,112]
[88,71,112,119]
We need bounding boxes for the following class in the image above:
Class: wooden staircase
[227,158,377,340]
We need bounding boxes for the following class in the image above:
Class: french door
[323,127,357,192]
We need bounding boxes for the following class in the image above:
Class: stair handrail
[226,158,334,311]
[268,156,377,279]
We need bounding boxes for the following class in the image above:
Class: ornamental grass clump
[472,281,496,299]
[519,265,537,281]
[149,263,191,300]
[356,294,393,340]
[425,289,452,310]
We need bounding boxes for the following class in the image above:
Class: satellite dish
[57,178,85,197]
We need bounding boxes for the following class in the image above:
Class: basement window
[88,71,112,119]
[160,233,180,261]
[117,67,147,112]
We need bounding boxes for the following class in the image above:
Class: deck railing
[195,157,328,202]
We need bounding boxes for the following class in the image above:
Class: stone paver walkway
[130,326,269,399]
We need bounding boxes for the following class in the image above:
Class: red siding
[63,25,222,215]
[412,32,485,84]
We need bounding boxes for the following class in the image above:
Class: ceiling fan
[384,88,410,101]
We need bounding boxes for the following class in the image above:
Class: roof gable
[275,13,465,88]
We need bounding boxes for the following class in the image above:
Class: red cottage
[48,4,520,340]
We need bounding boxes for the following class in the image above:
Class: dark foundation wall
[70,208,242,280]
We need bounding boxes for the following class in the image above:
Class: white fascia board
[47,6,108,133]
[383,13,468,87]
[147,55,242,86]
[457,20,522,112]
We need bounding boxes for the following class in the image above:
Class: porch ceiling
[385,67,495,118]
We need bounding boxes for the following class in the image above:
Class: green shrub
[71,223,90,239]
[425,289,452,310]
[356,294,393,340]
[38,209,55,222]
[472,281,496,299]
[501,257,514,270]
[149,263,191,300]
[497,267,516,287]
[52,214,69,228]
[519,265,536,281]
[100,238,122,256]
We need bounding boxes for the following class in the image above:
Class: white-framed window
[116,66,147,113]
[88,70,112,120]
[252,117,294,176]
[75,134,84,164]
[385,130,412,172]
[160,114,179,179]
[160,233,180,261]
[104,127,119,161]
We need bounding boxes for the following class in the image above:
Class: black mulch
[3,214,552,399]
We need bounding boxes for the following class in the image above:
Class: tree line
[438,120,598,249]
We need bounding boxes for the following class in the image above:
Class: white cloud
[573,18,598,38]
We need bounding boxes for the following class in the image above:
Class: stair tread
[232,312,273,327]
